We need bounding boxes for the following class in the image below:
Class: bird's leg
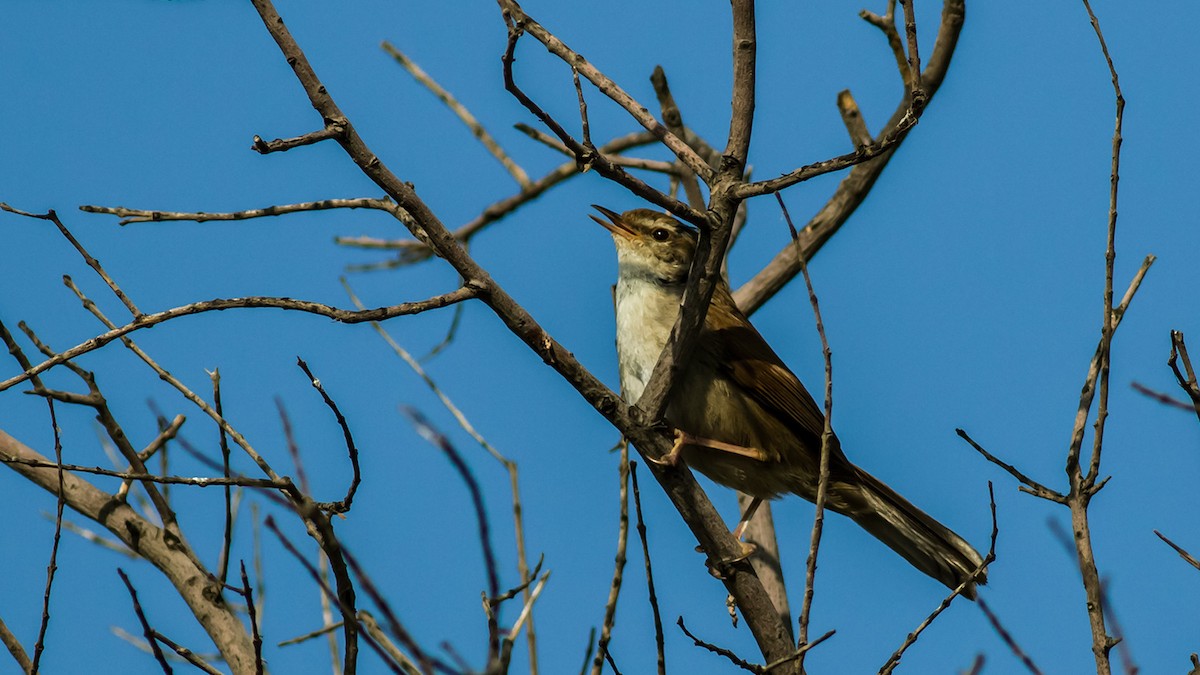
[698,497,763,578]
[731,497,763,541]
[649,430,768,467]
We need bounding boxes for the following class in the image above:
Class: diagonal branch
[733,0,966,315]
[495,0,713,182]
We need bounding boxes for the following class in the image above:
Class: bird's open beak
[589,204,635,239]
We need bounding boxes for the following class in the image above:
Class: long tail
[828,468,987,599]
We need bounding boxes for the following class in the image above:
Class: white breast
[613,272,683,403]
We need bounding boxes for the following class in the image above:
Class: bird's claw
[700,541,758,579]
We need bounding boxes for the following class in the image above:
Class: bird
[590,204,986,598]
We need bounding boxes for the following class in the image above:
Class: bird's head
[590,205,697,285]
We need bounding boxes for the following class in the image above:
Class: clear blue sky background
[2,1,1198,673]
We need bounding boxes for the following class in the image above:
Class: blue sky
[2,1,1198,673]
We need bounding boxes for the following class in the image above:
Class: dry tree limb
[79,198,395,225]
[650,66,706,210]
[0,616,31,675]
[239,563,264,674]
[591,446,630,675]
[778,194,833,666]
[341,278,540,671]
[117,569,174,674]
[879,483,998,675]
[733,0,966,315]
[264,518,399,675]
[295,358,362,514]
[0,286,480,394]
[382,41,531,189]
[1154,530,1200,572]
[245,0,798,662]
[496,0,713,182]
[629,462,666,675]
[975,596,1045,675]
[499,15,700,225]
[334,131,659,268]
[0,458,287,488]
[30,399,65,675]
[149,631,223,675]
[400,408,501,666]
[1168,331,1200,423]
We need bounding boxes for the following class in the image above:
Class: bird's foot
[700,541,759,579]
[645,429,688,467]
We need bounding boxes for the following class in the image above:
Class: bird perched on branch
[591,205,986,598]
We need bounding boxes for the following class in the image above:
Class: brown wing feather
[706,285,828,444]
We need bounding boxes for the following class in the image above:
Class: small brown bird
[591,205,986,597]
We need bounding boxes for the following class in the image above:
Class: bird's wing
[706,285,828,442]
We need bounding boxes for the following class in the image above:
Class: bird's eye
[651,228,671,242]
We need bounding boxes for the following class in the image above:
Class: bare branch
[80,198,395,225]
[0,204,140,316]
[1168,331,1200,422]
[1154,530,1200,572]
[0,287,479,394]
[650,66,706,210]
[400,407,501,664]
[150,631,223,675]
[1130,381,1195,411]
[117,568,175,674]
[956,429,1065,502]
[496,0,713,182]
[630,462,666,675]
[880,483,998,674]
[976,596,1045,675]
[296,358,361,513]
[498,19,700,224]
[0,615,31,674]
[778,194,833,662]
[591,446,630,675]
[252,122,345,154]
[31,398,65,675]
[733,0,966,314]
[382,41,531,189]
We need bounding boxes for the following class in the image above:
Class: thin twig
[340,548,445,674]
[976,596,1045,675]
[591,445,630,675]
[400,407,500,661]
[213,370,234,588]
[117,569,174,674]
[880,483,998,674]
[296,358,361,513]
[578,628,596,675]
[778,194,832,662]
[677,616,760,673]
[79,197,395,226]
[240,562,264,675]
[1154,530,1200,571]
[381,41,531,189]
[0,616,31,674]
[0,287,480,394]
[497,1,713,182]
[0,457,288,488]
[630,462,665,675]
[1168,331,1200,423]
[150,631,223,675]
[955,429,1065,502]
[650,66,706,210]
[31,398,65,674]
